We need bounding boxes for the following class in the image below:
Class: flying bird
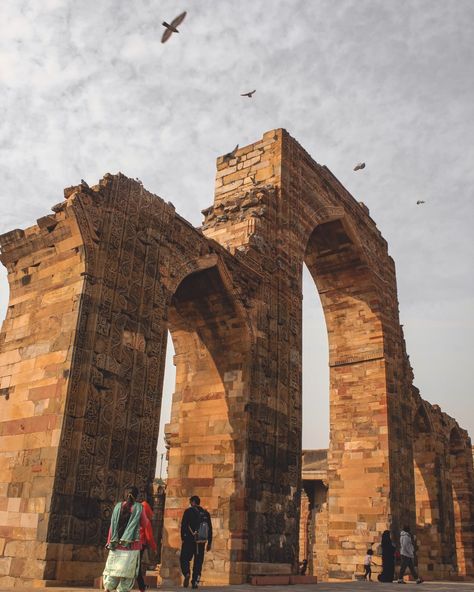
[223,144,239,162]
[241,90,256,98]
[416,200,426,205]
[161,11,186,43]
[353,162,366,171]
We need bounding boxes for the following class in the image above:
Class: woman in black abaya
[378,530,396,582]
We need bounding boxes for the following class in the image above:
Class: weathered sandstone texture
[0,130,472,586]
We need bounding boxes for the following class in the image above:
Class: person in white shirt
[363,549,374,580]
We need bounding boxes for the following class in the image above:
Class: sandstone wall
[0,209,86,585]
[412,392,474,578]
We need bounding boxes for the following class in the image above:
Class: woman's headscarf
[109,488,143,548]
[141,500,154,520]
[381,530,393,551]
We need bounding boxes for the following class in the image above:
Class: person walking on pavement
[397,526,423,584]
[180,495,213,589]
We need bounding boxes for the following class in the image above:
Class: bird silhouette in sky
[241,90,256,98]
[416,200,426,205]
[161,12,186,43]
[353,162,366,171]
[223,145,239,162]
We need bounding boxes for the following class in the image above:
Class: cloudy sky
[1,0,473,462]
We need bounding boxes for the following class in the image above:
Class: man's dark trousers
[180,540,205,584]
[399,555,419,580]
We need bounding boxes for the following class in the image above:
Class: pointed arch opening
[412,405,447,575]
[299,266,329,580]
[160,263,252,585]
[449,428,474,575]
[301,217,387,579]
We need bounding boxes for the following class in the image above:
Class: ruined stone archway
[0,129,473,586]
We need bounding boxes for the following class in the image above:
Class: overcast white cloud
[1,0,473,458]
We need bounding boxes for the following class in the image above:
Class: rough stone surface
[0,130,473,587]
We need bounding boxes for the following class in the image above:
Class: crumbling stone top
[302,449,328,472]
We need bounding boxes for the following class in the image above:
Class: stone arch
[160,261,253,585]
[449,427,474,576]
[304,216,384,368]
[164,253,255,336]
[303,215,388,572]
[412,403,446,575]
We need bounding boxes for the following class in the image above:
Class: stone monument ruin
[0,130,472,586]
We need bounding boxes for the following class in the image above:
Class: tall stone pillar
[0,176,176,585]
[0,212,87,585]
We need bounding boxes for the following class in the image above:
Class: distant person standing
[180,495,213,589]
[397,526,423,584]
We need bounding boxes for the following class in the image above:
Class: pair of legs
[180,540,205,588]
[103,548,141,592]
[103,575,135,592]
[364,565,372,580]
[398,555,422,583]
[105,570,146,592]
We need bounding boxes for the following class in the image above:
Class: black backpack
[191,507,210,543]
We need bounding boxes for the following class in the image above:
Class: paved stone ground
[1,582,473,592]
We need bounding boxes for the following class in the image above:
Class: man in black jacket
[180,495,213,589]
